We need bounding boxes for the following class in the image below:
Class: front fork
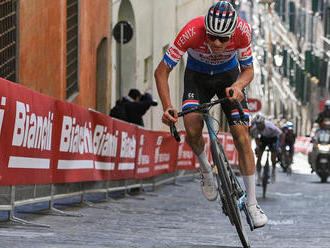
[204,115,254,230]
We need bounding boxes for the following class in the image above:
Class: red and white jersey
[163,16,253,75]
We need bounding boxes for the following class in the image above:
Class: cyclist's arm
[280,133,285,147]
[226,63,254,102]
[233,64,254,90]
[154,61,176,125]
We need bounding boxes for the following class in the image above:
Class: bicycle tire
[262,160,269,199]
[211,140,251,248]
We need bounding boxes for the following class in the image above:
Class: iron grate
[66,0,79,98]
[0,0,17,82]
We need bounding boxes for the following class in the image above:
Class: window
[289,1,296,33]
[281,0,287,23]
[0,0,17,82]
[325,7,330,38]
[66,0,79,99]
[143,56,152,85]
[312,0,321,14]
[308,13,313,43]
[300,8,306,39]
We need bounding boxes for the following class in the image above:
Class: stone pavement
[0,154,329,248]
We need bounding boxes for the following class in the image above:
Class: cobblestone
[0,155,328,248]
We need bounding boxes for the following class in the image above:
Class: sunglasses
[207,34,231,43]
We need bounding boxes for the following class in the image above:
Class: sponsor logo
[120,131,136,159]
[236,21,251,42]
[12,101,53,151]
[176,27,196,48]
[168,47,181,61]
[59,116,119,157]
[154,136,170,163]
[137,134,150,165]
[241,47,252,57]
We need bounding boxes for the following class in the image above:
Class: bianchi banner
[0,77,238,186]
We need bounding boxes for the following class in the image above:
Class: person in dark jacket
[315,100,330,129]
[123,88,157,127]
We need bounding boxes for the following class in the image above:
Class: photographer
[110,88,157,127]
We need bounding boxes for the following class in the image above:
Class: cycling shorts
[182,67,249,126]
[258,136,278,153]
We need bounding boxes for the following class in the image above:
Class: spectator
[110,88,157,127]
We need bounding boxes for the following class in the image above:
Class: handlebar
[169,109,180,142]
[169,89,246,142]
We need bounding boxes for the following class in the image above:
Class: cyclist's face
[256,123,265,131]
[206,33,231,52]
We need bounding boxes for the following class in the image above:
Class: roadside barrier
[294,136,313,154]
[0,77,238,227]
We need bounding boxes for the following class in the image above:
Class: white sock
[197,151,211,172]
[242,175,257,206]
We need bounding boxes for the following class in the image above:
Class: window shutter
[305,50,312,73]
[312,0,319,13]
[289,2,296,33]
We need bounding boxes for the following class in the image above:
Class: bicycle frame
[169,92,253,247]
[204,114,247,211]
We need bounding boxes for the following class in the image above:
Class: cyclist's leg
[182,68,217,201]
[256,145,265,185]
[256,143,265,174]
[182,68,213,159]
[269,139,278,182]
[218,85,268,227]
[268,139,278,168]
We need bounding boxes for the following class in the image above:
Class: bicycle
[169,91,254,248]
[262,148,270,199]
[281,145,293,176]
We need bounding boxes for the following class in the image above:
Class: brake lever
[169,110,181,142]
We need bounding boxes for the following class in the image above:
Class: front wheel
[211,140,251,248]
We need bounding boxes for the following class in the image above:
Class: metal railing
[0,170,197,228]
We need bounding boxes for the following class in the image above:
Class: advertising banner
[176,131,195,170]
[295,136,313,154]
[0,77,240,186]
[135,128,156,179]
[152,131,178,177]
[0,79,55,185]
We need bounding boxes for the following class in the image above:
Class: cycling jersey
[163,16,253,75]
[250,121,283,139]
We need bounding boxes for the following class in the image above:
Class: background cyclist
[250,114,283,184]
[154,1,267,228]
[281,121,296,165]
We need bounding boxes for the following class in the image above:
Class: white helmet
[324,100,330,111]
[286,121,294,130]
[254,113,265,125]
[204,1,238,37]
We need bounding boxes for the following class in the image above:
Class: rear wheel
[211,141,251,248]
[321,175,328,183]
[262,161,269,199]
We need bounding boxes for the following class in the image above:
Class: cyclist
[250,114,283,184]
[154,1,267,228]
[282,122,296,159]
[315,100,330,130]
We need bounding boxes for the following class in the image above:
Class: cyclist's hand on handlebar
[225,86,244,102]
[162,107,178,126]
